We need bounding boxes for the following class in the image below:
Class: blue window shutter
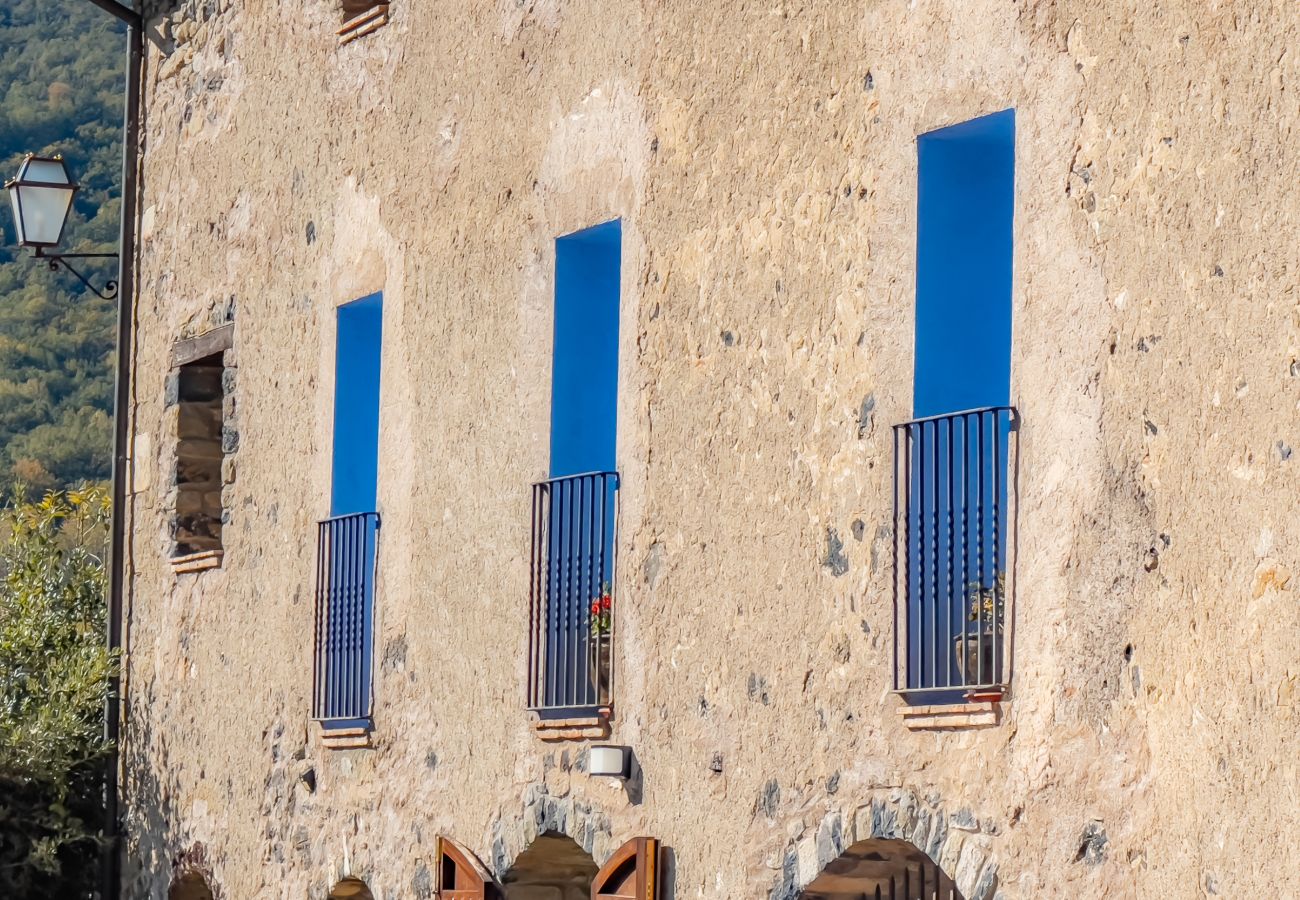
[330,292,383,515]
[550,220,621,477]
[914,109,1014,418]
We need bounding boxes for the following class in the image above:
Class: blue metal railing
[312,511,380,723]
[892,407,1017,694]
[528,471,619,713]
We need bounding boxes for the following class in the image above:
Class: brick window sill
[170,549,223,574]
[533,713,611,743]
[319,724,373,750]
[898,702,1004,731]
[338,4,389,45]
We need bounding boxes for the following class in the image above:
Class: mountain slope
[0,0,125,490]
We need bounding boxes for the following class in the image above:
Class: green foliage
[0,0,125,488]
[0,486,115,898]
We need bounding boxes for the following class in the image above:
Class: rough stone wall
[121,1,1300,899]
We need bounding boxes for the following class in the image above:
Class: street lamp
[5,153,120,299]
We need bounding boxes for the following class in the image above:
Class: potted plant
[955,573,1005,685]
[588,582,613,701]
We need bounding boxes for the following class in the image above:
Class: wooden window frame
[436,837,501,900]
[338,2,389,44]
[592,837,659,900]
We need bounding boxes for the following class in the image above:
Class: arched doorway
[800,838,962,900]
[169,872,214,900]
[329,877,375,900]
[502,832,599,900]
[436,833,660,900]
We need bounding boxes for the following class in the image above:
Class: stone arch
[800,838,960,899]
[328,877,375,900]
[772,791,1002,900]
[169,872,215,900]
[488,785,618,878]
[500,832,599,900]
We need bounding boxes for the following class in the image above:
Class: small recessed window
[338,1,389,43]
[168,323,234,573]
[172,354,224,559]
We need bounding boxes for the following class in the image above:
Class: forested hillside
[0,1,125,490]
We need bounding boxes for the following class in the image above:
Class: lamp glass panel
[23,159,72,185]
[7,186,22,243]
[14,182,75,246]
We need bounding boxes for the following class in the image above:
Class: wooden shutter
[436,837,500,900]
[591,837,658,900]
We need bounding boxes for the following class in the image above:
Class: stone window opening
[338,0,389,44]
[168,323,235,573]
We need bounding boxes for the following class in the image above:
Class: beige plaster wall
[122,1,1300,898]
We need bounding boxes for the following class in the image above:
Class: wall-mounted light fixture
[6,154,120,300]
[588,744,634,779]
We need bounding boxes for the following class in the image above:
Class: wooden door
[591,837,658,900]
[437,836,501,900]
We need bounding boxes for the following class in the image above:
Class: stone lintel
[171,324,234,368]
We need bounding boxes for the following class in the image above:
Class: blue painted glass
[322,292,382,726]
[544,221,620,712]
[907,111,1014,695]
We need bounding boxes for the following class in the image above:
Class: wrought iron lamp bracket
[33,248,119,300]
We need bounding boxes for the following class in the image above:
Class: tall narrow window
[168,322,234,574]
[893,110,1017,698]
[528,220,622,717]
[313,293,383,728]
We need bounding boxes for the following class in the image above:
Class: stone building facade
[119,1,1300,898]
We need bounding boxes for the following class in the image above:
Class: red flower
[601,597,612,611]
[591,602,601,615]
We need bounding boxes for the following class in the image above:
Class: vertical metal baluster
[572,475,587,706]
[582,473,592,707]
[344,516,356,718]
[357,516,365,718]
[568,477,580,707]
[961,414,971,687]
[330,519,342,719]
[312,522,322,717]
[930,419,940,690]
[546,484,558,707]
[892,425,900,692]
[976,411,986,687]
[559,479,571,707]
[574,478,584,707]
[917,423,927,688]
[904,425,913,690]
[352,516,361,718]
[527,485,538,708]
[354,515,365,718]
[946,416,955,688]
[993,408,1003,685]
[340,517,351,719]
[610,473,621,706]
[595,473,608,706]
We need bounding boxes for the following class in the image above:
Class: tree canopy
[0,487,115,898]
[0,0,126,490]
